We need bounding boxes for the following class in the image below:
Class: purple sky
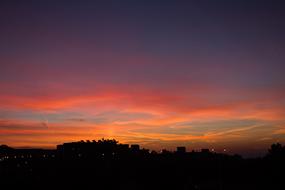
[1,0,285,157]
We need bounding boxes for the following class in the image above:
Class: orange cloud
[0,85,285,150]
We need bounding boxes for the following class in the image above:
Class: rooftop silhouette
[1,139,285,190]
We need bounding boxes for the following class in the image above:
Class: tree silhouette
[267,143,285,159]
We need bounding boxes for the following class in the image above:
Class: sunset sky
[1,0,285,156]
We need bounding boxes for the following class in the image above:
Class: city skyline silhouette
[1,0,285,189]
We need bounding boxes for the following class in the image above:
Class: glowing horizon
[1,0,285,156]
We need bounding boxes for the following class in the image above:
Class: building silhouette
[176,146,186,153]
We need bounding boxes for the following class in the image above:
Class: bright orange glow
[1,85,284,153]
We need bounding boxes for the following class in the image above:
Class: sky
[1,0,285,156]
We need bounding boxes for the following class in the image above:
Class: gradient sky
[1,0,285,156]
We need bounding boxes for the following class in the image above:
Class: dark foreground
[1,140,285,190]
